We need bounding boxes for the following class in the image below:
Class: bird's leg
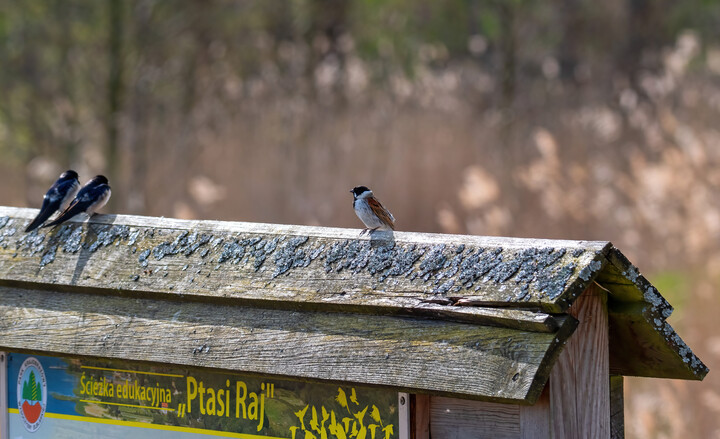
[360,228,369,236]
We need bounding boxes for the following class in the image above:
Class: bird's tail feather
[24,209,54,232]
[41,211,71,228]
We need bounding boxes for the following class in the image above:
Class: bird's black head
[92,175,109,185]
[60,170,79,181]
[350,186,371,198]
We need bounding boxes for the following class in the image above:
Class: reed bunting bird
[25,170,81,232]
[350,185,395,235]
[43,175,112,228]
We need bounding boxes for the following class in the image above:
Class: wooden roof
[0,206,707,404]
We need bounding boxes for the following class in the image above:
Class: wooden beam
[595,247,672,316]
[597,248,706,380]
[405,303,564,333]
[549,284,610,438]
[607,302,704,380]
[0,206,708,391]
[399,393,411,439]
[0,207,608,314]
[610,375,624,439]
[0,285,574,404]
[411,394,431,439]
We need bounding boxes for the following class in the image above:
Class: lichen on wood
[0,208,608,315]
[0,206,708,401]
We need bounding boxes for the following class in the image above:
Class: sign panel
[6,353,399,439]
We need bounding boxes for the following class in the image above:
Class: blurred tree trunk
[124,0,155,215]
[305,0,349,104]
[183,2,211,116]
[498,2,516,107]
[467,0,494,115]
[107,0,124,210]
[19,13,48,204]
[621,0,668,89]
[558,0,580,83]
[20,19,45,158]
[55,0,79,168]
[175,1,212,216]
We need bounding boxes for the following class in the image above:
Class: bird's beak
[349,189,353,193]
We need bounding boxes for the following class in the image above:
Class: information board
[6,353,399,439]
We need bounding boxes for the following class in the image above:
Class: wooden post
[399,392,411,439]
[610,375,624,439]
[0,351,7,439]
[411,394,431,439]
[549,284,610,438]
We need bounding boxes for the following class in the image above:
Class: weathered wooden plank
[430,396,520,439]
[607,305,704,379]
[408,303,563,332]
[0,285,573,404]
[610,375,624,439]
[596,247,673,318]
[519,385,551,438]
[0,206,708,385]
[0,207,609,315]
[550,284,610,439]
[411,394,431,439]
[597,247,707,380]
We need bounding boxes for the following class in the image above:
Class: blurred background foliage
[2,1,720,437]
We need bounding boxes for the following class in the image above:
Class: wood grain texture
[0,205,708,394]
[550,284,610,439]
[597,249,706,380]
[0,206,608,315]
[610,375,624,439]
[430,396,520,439]
[519,385,551,438]
[607,305,702,379]
[411,394,431,439]
[0,285,571,403]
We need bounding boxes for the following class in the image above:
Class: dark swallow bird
[42,175,112,228]
[350,185,395,235]
[25,170,81,232]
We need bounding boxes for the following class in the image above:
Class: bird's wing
[24,179,76,232]
[368,197,395,229]
[57,178,81,211]
[41,184,103,228]
[25,195,60,232]
[42,198,85,228]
